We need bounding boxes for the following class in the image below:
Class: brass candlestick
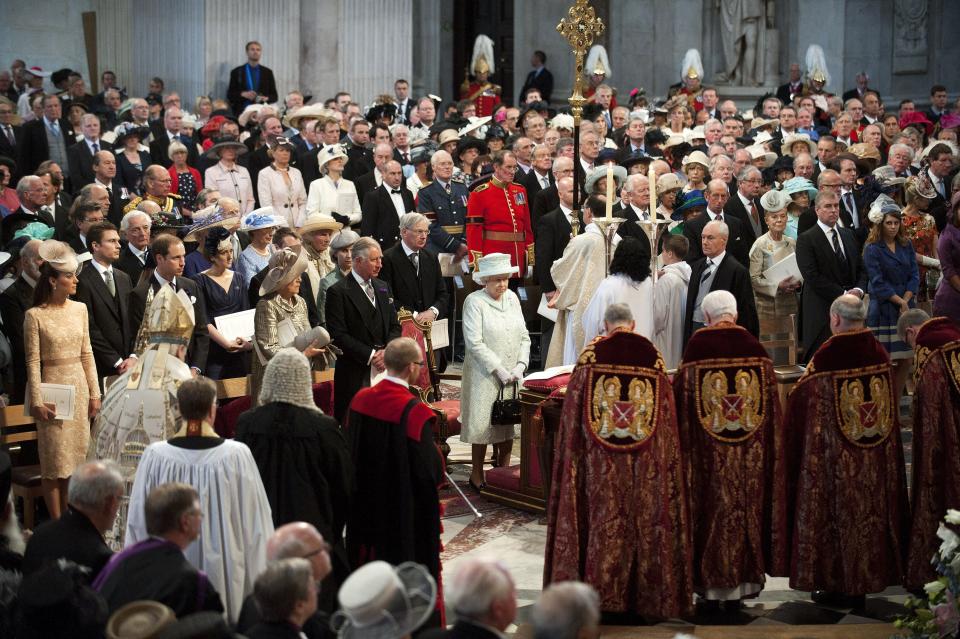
[558,0,605,212]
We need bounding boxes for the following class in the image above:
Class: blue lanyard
[244,64,259,92]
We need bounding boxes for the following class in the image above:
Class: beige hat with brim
[438,129,460,145]
[106,601,176,639]
[657,173,684,193]
[238,103,267,128]
[662,135,686,151]
[260,244,309,296]
[781,133,818,157]
[205,138,248,160]
[284,104,337,129]
[38,239,78,273]
[299,213,343,235]
[682,150,710,169]
[746,145,777,168]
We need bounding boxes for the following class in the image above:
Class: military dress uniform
[417,178,469,255]
[466,176,534,274]
[460,82,502,118]
[123,192,184,227]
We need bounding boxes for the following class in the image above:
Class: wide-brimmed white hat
[241,207,285,231]
[318,144,349,171]
[472,252,519,284]
[284,104,336,129]
[550,113,575,131]
[332,561,436,639]
[745,144,776,168]
[781,133,818,157]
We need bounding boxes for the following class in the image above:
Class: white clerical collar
[381,375,409,388]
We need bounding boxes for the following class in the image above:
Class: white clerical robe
[125,439,274,623]
[652,260,692,370]
[581,273,655,346]
[546,223,619,367]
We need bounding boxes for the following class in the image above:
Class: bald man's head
[267,522,331,583]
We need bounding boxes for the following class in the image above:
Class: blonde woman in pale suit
[305,145,362,228]
[257,137,308,228]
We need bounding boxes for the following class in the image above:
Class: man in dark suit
[530,156,571,230]
[325,237,401,422]
[683,219,758,344]
[0,103,20,179]
[90,151,129,226]
[924,84,950,126]
[684,179,750,267]
[519,50,554,103]
[522,144,554,206]
[723,166,766,248]
[75,222,135,386]
[116,209,152,284]
[796,191,867,362]
[66,113,114,193]
[0,238,41,403]
[128,234,209,374]
[360,161,415,250]
[227,41,279,117]
[615,174,654,242]
[353,143,394,206]
[1,175,55,244]
[379,213,449,324]
[148,107,199,168]
[18,94,74,179]
[64,201,104,254]
[422,557,518,639]
[776,63,804,106]
[21,460,120,581]
[832,154,869,245]
[341,120,375,183]
[924,143,956,232]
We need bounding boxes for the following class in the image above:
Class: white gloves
[920,255,941,269]
[494,367,513,384]
[511,364,526,381]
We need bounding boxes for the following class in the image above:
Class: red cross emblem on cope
[612,401,635,429]
[721,395,744,422]
[858,401,878,428]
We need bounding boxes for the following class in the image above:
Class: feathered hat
[585,44,612,78]
[804,44,831,87]
[680,49,704,81]
[470,35,496,76]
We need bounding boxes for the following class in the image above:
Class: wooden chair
[398,309,465,464]
[1,406,41,529]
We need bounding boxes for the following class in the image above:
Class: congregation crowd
[0,31,958,638]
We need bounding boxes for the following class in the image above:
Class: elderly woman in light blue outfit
[782,176,818,240]
[236,207,283,286]
[459,253,531,492]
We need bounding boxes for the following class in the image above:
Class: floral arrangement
[896,510,960,638]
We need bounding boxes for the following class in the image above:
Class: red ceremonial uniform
[460,82,501,118]
[466,176,534,274]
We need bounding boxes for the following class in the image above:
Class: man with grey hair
[793,152,815,181]
[0,238,42,402]
[617,173,652,241]
[512,135,535,176]
[248,558,318,635]
[684,178,749,266]
[683,219,758,344]
[701,289,738,325]
[116,209,152,282]
[380,212,448,324]
[67,112,113,191]
[445,558,517,638]
[724,165,764,245]
[885,143,916,178]
[523,143,554,204]
[602,302,635,334]
[785,293,908,609]
[22,460,123,581]
[6,176,54,241]
[532,582,600,639]
[709,153,735,187]
[532,155,573,227]
[418,149,469,259]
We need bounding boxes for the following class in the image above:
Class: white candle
[605,165,614,219]
[648,166,658,223]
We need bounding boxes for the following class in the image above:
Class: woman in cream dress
[305,145,362,228]
[257,137,308,228]
[459,253,531,491]
[25,241,100,518]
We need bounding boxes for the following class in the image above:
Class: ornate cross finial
[556,0,605,122]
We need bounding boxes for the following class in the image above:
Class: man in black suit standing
[0,101,20,178]
[534,177,579,355]
[522,144,554,207]
[924,84,949,126]
[341,119,375,183]
[148,107,198,169]
[0,238,41,403]
[91,151,129,226]
[796,191,866,362]
[325,237,401,422]
[18,94,73,180]
[519,51,554,104]
[531,156,572,230]
[227,41,278,117]
[75,222,135,387]
[66,114,113,193]
[116,208,152,284]
[379,212,449,324]
[683,219,758,344]
[723,166,766,248]
[924,143,956,232]
[65,201,105,255]
[128,234,209,375]
[360,161,415,250]
[776,62,803,106]
[832,154,869,245]
[353,143,395,207]
[684,179,750,267]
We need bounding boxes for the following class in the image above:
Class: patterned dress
[250,294,310,406]
[25,300,101,479]
[902,210,938,302]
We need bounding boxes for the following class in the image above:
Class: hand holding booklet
[762,253,803,284]
[24,383,76,420]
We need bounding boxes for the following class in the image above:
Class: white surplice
[581,273,655,346]
[125,439,274,623]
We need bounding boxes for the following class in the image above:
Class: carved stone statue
[715,0,774,86]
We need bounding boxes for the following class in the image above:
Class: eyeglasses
[302,541,332,558]
[406,229,429,236]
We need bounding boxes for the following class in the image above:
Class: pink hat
[24,66,50,78]
[899,112,934,136]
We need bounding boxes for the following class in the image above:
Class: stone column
[338,0,412,108]
[299,0,341,103]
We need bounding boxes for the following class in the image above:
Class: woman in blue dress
[236,208,281,286]
[863,195,919,406]
[191,227,252,379]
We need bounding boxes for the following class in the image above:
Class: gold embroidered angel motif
[626,378,655,441]
[592,376,621,437]
[701,371,728,433]
[734,369,762,431]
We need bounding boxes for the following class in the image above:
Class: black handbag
[490,381,522,426]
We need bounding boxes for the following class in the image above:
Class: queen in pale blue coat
[459,253,531,491]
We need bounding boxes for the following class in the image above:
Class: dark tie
[391,189,401,195]
[3,126,13,146]
[444,182,451,196]
[363,280,375,303]
[402,152,410,163]
[410,251,420,275]
[844,192,857,227]
[832,228,848,268]
[715,213,724,224]
[92,142,99,153]
[700,259,714,285]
